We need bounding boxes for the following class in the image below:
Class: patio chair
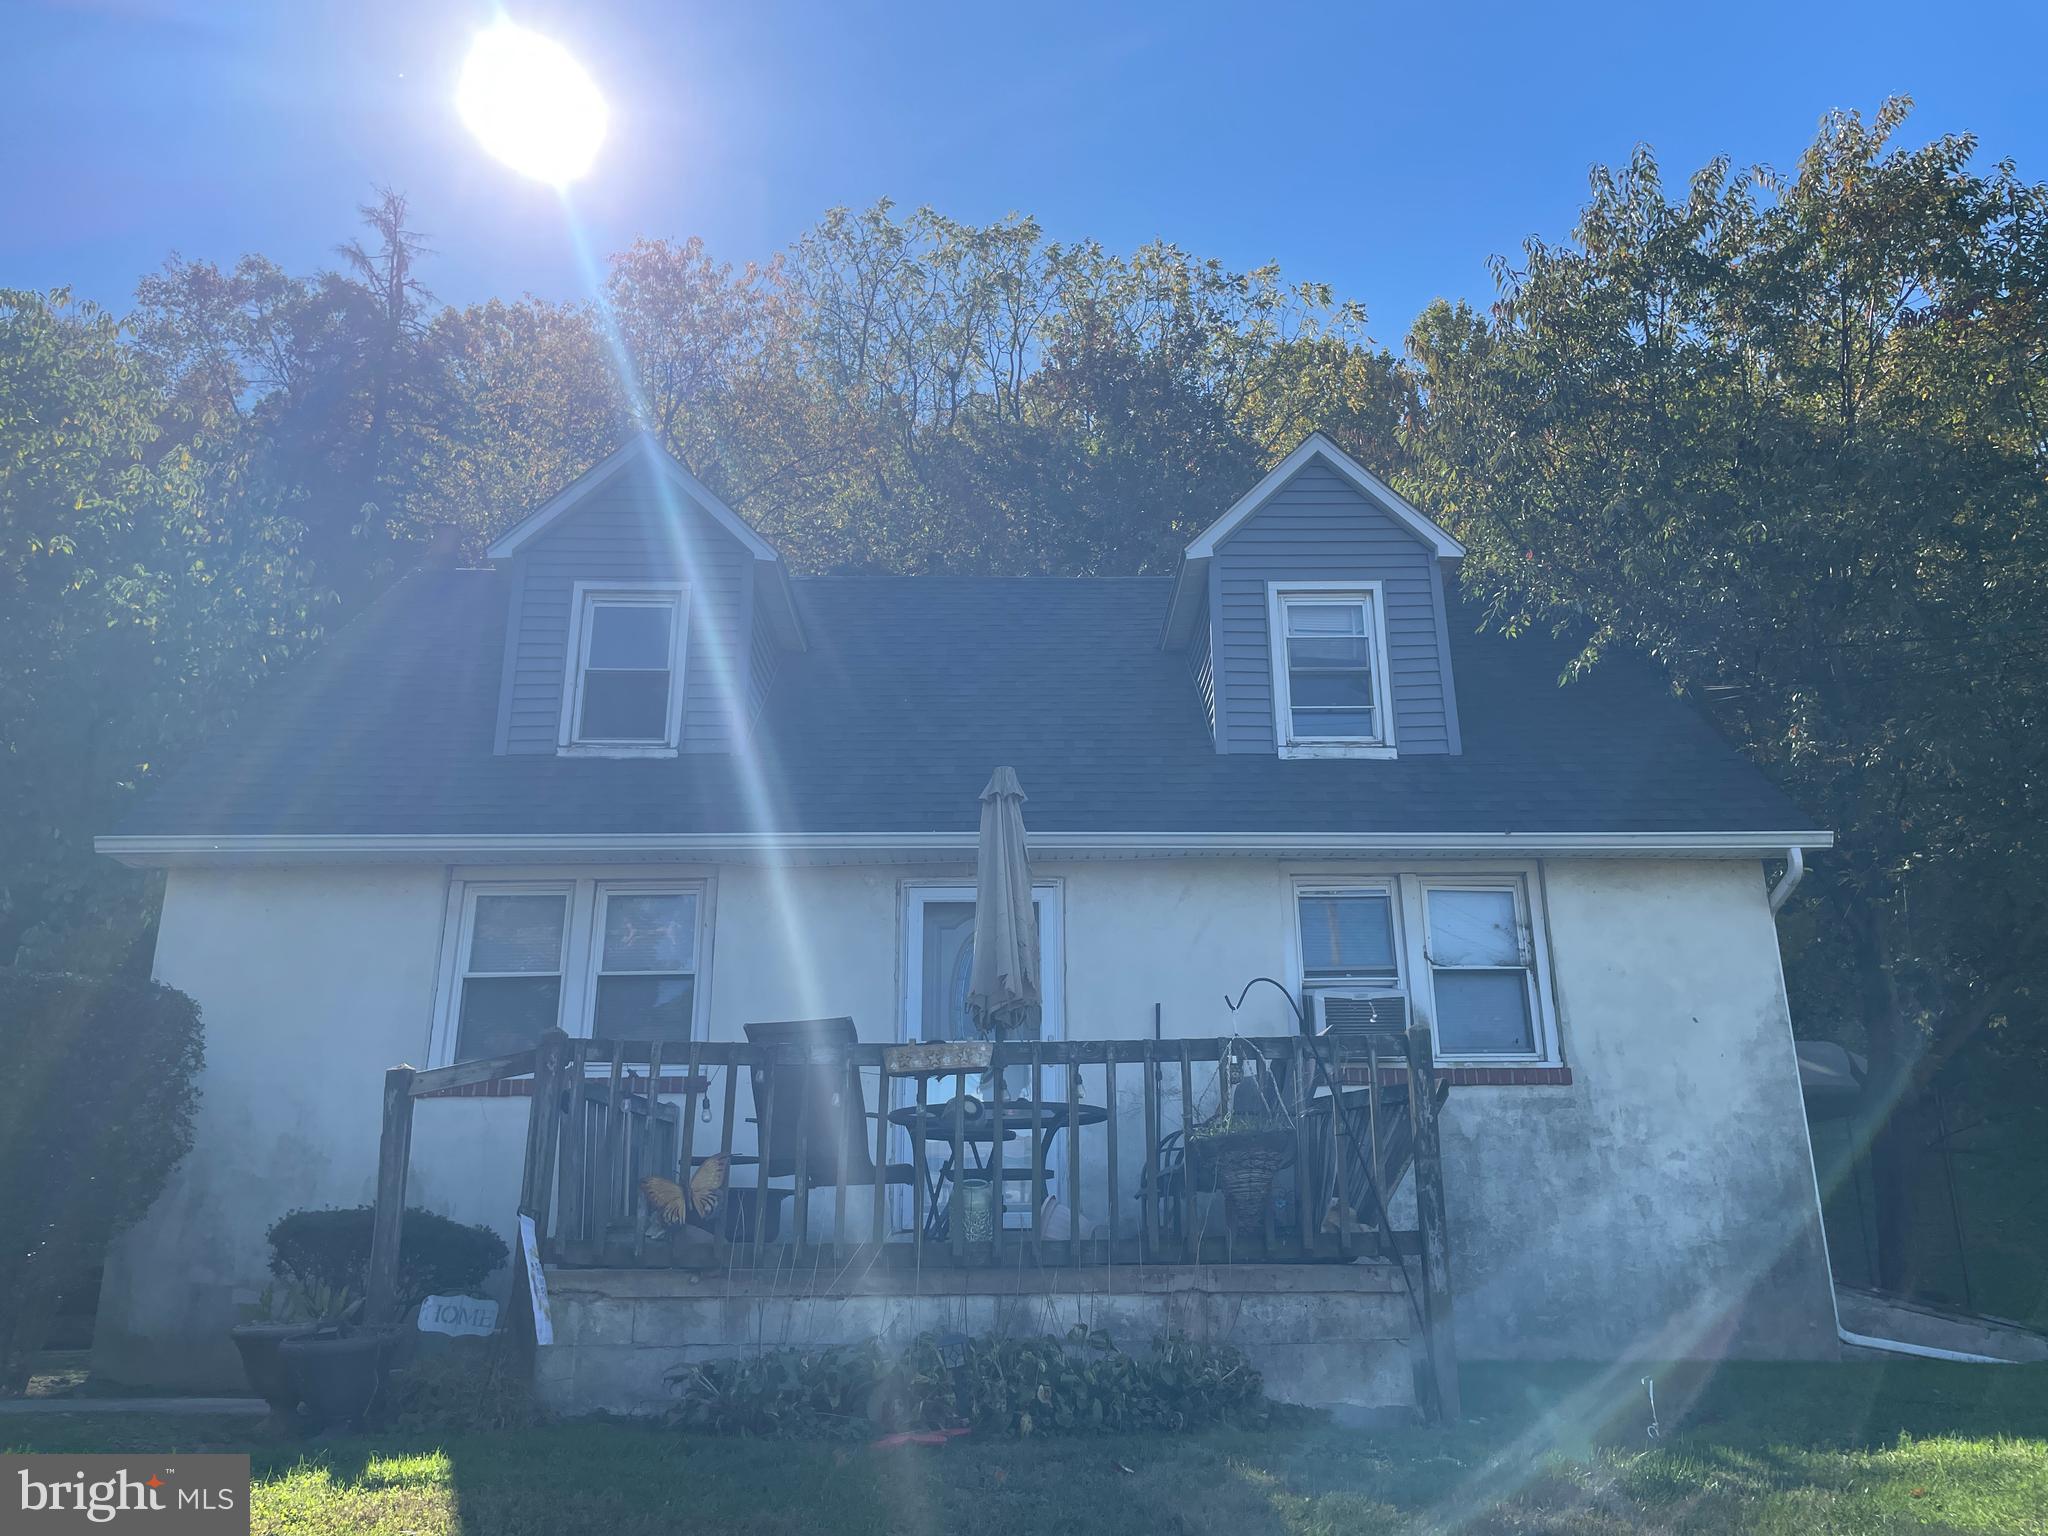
[744,1018,919,1214]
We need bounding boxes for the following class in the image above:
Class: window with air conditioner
[1296,883,1406,1040]
[1293,873,1559,1067]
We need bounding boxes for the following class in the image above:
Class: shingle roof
[111,569,1819,840]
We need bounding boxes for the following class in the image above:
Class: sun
[457,22,608,187]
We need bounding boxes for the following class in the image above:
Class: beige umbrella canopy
[966,767,1041,1041]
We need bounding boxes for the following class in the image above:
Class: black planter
[280,1329,385,1430]
[229,1323,311,1415]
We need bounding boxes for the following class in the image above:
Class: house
[92,432,1840,1412]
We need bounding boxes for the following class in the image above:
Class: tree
[0,288,316,971]
[424,295,624,552]
[132,190,455,603]
[1407,100,2048,1291]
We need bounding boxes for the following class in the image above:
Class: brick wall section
[1339,1065,1573,1088]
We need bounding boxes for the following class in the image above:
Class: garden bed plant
[668,1326,1269,1439]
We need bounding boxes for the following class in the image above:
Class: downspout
[1767,845,1805,914]
[1767,844,2012,1365]
[1836,1328,2009,1365]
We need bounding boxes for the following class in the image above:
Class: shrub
[379,1348,549,1434]
[265,1206,507,1307]
[669,1327,1268,1438]
[0,972,204,1391]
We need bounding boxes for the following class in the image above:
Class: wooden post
[557,1046,589,1256]
[1404,1022,1460,1423]
[1102,1045,1118,1262]
[524,1030,570,1249]
[366,1064,416,1325]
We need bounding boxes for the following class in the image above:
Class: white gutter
[1768,845,1807,913]
[97,828,1836,869]
[1836,1327,2010,1366]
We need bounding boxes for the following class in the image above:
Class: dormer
[485,435,803,756]
[1162,433,1465,757]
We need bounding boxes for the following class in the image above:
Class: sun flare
[457,22,608,187]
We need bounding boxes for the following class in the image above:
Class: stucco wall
[96,855,1835,1387]
[1438,860,1837,1359]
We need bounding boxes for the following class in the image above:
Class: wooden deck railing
[365,1025,1459,1415]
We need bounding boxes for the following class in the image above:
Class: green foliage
[378,1348,549,1434]
[264,1206,507,1309]
[669,1339,898,1438]
[667,1327,1267,1439]
[0,289,318,972]
[0,972,204,1388]
[237,1280,360,1326]
[1405,98,2048,1286]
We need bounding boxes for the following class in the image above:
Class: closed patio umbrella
[966,766,1040,1043]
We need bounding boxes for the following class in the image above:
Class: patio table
[888,1098,1108,1233]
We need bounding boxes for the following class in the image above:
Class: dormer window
[558,581,688,754]
[1267,581,1396,758]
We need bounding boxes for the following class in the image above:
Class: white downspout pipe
[1767,843,2011,1364]
[1768,845,1805,914]
[1835,1328,2011,1365]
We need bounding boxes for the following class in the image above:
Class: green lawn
[10,1360,2048,1534]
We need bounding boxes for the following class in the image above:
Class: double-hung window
[453,889,571,1062]
[1420,882,1541,1058]
[439,878,708,1065]
[590,888,700,1040]
[559,582,688,752]
[1267,582,1395,756]
[1292,872,1556,1066]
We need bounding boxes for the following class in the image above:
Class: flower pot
[1190,1128,1293,1237]
[229,1322,311,1415]
[280,1329,386,1430]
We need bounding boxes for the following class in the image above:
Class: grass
[9,1360,2048,1534]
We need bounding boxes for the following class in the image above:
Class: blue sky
[11,0,2048,349]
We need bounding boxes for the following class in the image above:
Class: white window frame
[557,580,690,756]
[442,881,574,1064]
[1293,878,1404,991]
[427,871,714,1067]
[1412,874,1556,1065]
[581,881,708,1044]
[1288,868,1561,1067]
[1266,580,1397,759]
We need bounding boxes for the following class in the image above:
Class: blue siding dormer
[1163,434,1465,757]
[486,436,802,756]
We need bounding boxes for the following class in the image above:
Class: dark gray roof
[113,569,1817,839]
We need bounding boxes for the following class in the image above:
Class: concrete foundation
[536,1262,1420,1418]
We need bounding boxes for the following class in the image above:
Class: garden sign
[417,1294,499,1337]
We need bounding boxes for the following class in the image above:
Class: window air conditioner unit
[1311,990,1409,1056]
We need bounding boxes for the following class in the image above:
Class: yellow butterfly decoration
[641,1155,729,1226]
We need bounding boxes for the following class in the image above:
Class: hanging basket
[1189,1125,1294,1237]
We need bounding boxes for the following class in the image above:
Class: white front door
[897,883,1065,1228]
